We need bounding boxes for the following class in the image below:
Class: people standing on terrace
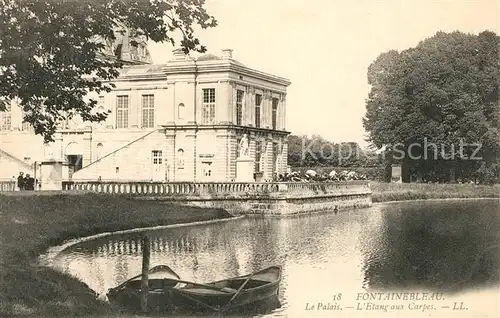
[17,172,24,191]
[24,174,35,191]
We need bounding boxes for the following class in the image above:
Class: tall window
[272,97,278,130]
[236,90,244,125]
[0,104,11,131]
[202,88,216,124]
[21,111,32,131]
[152,150,163,165]
[255,94,262,128]
[142,94,155,128]
[116,95,129,128]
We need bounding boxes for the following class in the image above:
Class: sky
[147,0,498,148]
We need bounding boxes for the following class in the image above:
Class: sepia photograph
[0,0,498,317]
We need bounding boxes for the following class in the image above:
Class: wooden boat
[107,265,282,313]
[165,266,282,312]
[106,265,180,310]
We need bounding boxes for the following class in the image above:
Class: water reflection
[360,200,500,293]
[54,199,500,317]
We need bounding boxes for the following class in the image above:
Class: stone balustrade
[61,181,283,197]
[1,179,372,216]
[60,180,371,198]
[0,180,16,192]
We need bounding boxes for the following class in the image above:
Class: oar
[222,272,256,312]
[164,278,234,293]
[167,288,222,312]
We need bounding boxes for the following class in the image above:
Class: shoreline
[39,215,244,268]
[373,196,500,205]
[370,182,500,203]
[1,184,499,317]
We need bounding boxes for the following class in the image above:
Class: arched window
[177,148,185,168]
[178,103,185,119]
[96,143,104,160]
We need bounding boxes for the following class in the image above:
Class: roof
[113,50,290,86]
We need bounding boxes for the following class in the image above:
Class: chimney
[119,29,132,61]
[172,48,186,60]
[221,49,233,59]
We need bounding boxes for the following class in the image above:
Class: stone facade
[0,49,291,182]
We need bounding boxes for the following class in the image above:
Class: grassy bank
[371,182,500,203]
[0,193,232,317]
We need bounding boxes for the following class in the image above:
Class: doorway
[66,155,83,179]
[151,150,165,181]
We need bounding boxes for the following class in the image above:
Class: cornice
[111,74,169,82]
[107,60,291,87]
[161,123,290,135]
[196,62,291,87]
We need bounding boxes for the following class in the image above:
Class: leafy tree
[287,134,371,168]
[363,31,500,184]
[0,0,216,142]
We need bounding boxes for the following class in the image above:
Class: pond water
[54,199,500,317]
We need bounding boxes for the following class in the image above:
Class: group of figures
[275,170,368,182]
[16,172,36,191]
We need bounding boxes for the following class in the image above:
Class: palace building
[0,31,291,183]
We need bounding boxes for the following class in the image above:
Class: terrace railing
[60,180,371,197]
[0,180,16,192]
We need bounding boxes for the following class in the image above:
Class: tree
[363,31,500,184]
[0,0,216,142]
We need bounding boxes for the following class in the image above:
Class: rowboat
[107,265,282,313]
[167,266,282,312]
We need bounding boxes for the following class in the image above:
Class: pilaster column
[230,82,237,125]
[280,94,286,130]
[280,141,288,174]
[263,137,273,180]
[191,82,199,125]
[83,133,92,167]
[216,133,229,180]
[130,89,138,128]
[249,133,256,173]
[262,90,270,129]
[229,133,238,179]
[246,86,254,127]
[218,81,230,124]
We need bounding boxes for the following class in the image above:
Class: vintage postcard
[0,0,498,317]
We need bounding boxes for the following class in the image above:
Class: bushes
[371,182,500,202]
